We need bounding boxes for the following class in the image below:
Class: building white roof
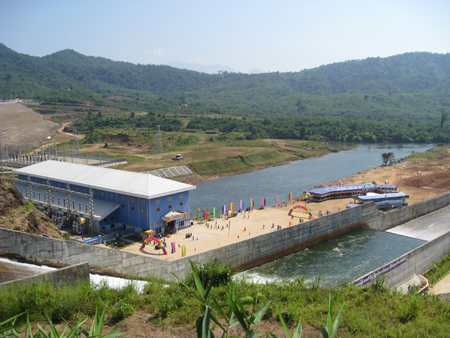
[13,161,196,199]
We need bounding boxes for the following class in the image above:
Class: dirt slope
[0,103,59,145]
[0,177,63,239]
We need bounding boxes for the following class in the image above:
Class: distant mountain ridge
[165,61,235,74]
[1,43,450,120]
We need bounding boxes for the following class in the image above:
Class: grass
[0,270,449,337]
[424,251,450,285]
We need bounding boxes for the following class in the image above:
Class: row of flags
[198,194,296,220]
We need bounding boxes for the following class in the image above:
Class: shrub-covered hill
[0,178,63,239]
[1,43,450,121]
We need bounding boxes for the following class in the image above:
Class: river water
[190,143,434,211]
[0,143,437,286]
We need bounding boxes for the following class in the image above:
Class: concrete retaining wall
[370,192,450,231]
[0,263,89,290]
[354,230,450,287]
[1,191,450,282]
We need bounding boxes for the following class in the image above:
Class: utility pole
[154,125,163,160]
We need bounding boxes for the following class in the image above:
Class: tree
[382,152,394,166]
[440,109,448,128]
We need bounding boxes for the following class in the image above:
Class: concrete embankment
[1,191,450,282]
[0,263,89,290]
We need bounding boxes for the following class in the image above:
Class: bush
[184,258,232,289]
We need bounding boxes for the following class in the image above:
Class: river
[190,143,435,211]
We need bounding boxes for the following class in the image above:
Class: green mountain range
[1,43,449,122]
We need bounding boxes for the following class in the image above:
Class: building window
[109,193,113,198]
[168,205,172,209]
[58,183,61,187]
[52,196,54,203]
[179,193,183,199]
[92,189,96,194]
[100,192,105,197]
[63,199,66,207]
[156,207,161,212]
[130,197,135,203]
[140,200,145,205]
[168,196,172,202]
[121,196,125,201]
[111,216,115,221]
[141,208,145,213]
[33,192,35,198]
[156,199,160,204]
[79,203,81,211]
[38,193,41,200]
[180,202,184,206]
[83,188,87,193]
[57,197,60,205]
[85,204,88,212]
[72,201,75,209]
[111,223,115,228]
[121,204,125,208]
[131,206,135,211]
[103,217,108,222]
[75,186,79,191]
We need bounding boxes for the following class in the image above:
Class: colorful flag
[213,207,216,217]
[204,210,208,220]
[289,193,292,201]
[171,242,176,254]
[276,195,279,204]
[181,245,186,257]
[262,197,266,206]
[222,205,226,215]
[240,200,243,210]
[250,199,254,207]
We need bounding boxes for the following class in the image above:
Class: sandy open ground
[121,157,448,260]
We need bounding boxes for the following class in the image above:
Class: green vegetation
[2,43,450,133]
[0,308,128,338]
[0,258,448,337]
[425,251,450,285]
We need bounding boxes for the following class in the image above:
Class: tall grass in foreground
[0,265,448,337]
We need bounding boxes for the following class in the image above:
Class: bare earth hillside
[0,103,59,145]
[0,178,63,239]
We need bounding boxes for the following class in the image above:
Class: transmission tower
[154,125,164,156]
[72,129,80,155]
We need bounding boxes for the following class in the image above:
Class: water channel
[0,143,438,286]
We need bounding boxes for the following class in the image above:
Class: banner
[289,193,292,201]
[240,200,243,210]
[171,242,176,254]
[276,195,279,204]
[204,210,208,221]
[251,199,254,208]
[222,205,226,215]
[181,245,186,257]
[213,207,216,217]
[353,256,407,287]
[262,197,266,206]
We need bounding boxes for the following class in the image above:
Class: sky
[0,0,449,73]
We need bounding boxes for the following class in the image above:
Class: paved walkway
[428,272,450,296]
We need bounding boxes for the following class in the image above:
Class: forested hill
[1,43,450,121]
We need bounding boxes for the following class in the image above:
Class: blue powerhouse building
[13,161,196,235]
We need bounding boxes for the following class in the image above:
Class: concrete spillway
[387,204,450,241]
